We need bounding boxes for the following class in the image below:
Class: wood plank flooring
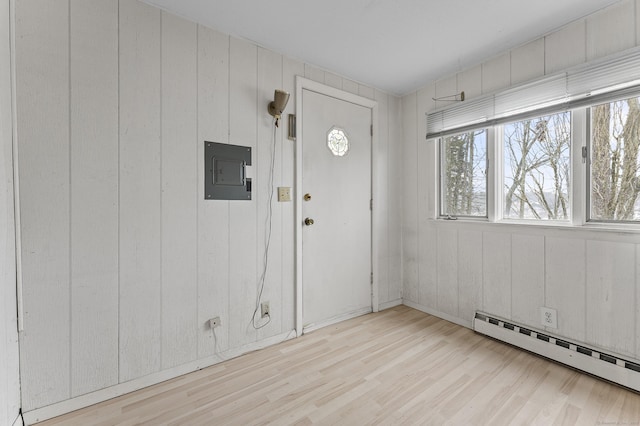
[37,306,640,425]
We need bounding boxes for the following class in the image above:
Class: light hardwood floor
[37,306,640,425]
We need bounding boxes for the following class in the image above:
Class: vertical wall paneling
[324,72,342,90]
[374,90,390,304]
[417,87,437,309]
[481,53,510,95]
[0,0,19,421]
[303,64,325,84]
[387,95,403,301]
[637,0,640,46]
[436,227,458,317]
[402,93,419,303]
[69,0,119,397]
[358,85,375,100]
[544,20,587,75]
[510,39,544,85]
[256,47,283,338]
[434,76,457,109]
[457,229,483,324]
[160,11,198,369]
[280,56,304,333]
[342,79,360,95]
[416,191,436,309]
[482,232,511,319]
[456,65,482,101]
[196,26,231,358]
[586,0,635,61]
[118,0,162,382]
[16,0,70,410]
[586,240,635,357]
[228,37,258,348]
[511,234,544,327]
[417,85,436,218]
[545,237,586,342]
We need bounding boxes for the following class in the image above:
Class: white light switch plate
[278,187,291,202]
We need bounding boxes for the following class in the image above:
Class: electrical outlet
[261,302,270,318]
[540,307,557,329]
[208,316,221,329]
[277,187,291,202]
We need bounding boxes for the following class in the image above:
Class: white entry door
[301,87,372,331]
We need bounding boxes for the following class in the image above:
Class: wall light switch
[278,187,291,202]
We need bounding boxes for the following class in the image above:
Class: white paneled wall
[1,0,20,424]
[403,0,640,361]
[386,94,403,305]
[17,0,71,410]
[14,0,402,412]
[160,9,198,372]
[71,0,119,397]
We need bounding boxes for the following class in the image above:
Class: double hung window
[430,48,640,227]
[435,96,640,225]
[440,130,487,218]
[589,95,640,222]
[503,112,571,221]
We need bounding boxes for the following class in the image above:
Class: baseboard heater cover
[473,312,640,392]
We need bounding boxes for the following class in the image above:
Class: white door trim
[295,77,379,336]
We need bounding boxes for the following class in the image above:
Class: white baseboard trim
[23,330,297,425]
[302,307,372,334]
[378,298,403,310]
[402,300,472,329]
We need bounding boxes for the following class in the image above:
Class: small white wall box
[205,141,252,200]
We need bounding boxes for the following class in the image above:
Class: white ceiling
[142,0,621,95]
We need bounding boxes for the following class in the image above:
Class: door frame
[295,76,379,336]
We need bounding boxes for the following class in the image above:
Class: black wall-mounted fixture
[268,89,290,127]
[204,141,252,200]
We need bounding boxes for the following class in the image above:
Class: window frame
[585,94,640,224]
[499,111,573,223]
[437,128,490,220]
[433,88,640,230]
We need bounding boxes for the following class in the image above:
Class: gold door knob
[304,193,311,201]
[304,218,314,226]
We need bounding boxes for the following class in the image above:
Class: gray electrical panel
[204,141,252,200]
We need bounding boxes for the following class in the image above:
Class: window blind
[426,46,640,139]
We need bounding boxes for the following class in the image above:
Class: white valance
[426,47,640,139]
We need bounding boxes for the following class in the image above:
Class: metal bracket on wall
[288,114,296,141]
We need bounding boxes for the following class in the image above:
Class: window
[427,47,640,226]
[440,129,488,217]
[327,127,349,157]
[589,95,640,221]
[503,112,571,220]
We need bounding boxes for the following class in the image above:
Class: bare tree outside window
[503,112,571,220]
[440,129,487,217]
[590,96,640,221]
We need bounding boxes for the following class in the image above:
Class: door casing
[295,77,379,336]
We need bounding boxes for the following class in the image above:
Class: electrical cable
[212,327,221,354]
[251,117,277,329]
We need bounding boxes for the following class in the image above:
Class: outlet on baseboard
[261,302,270,319]
[540,307,558,329]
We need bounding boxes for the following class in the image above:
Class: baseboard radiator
[473,312,640,392]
